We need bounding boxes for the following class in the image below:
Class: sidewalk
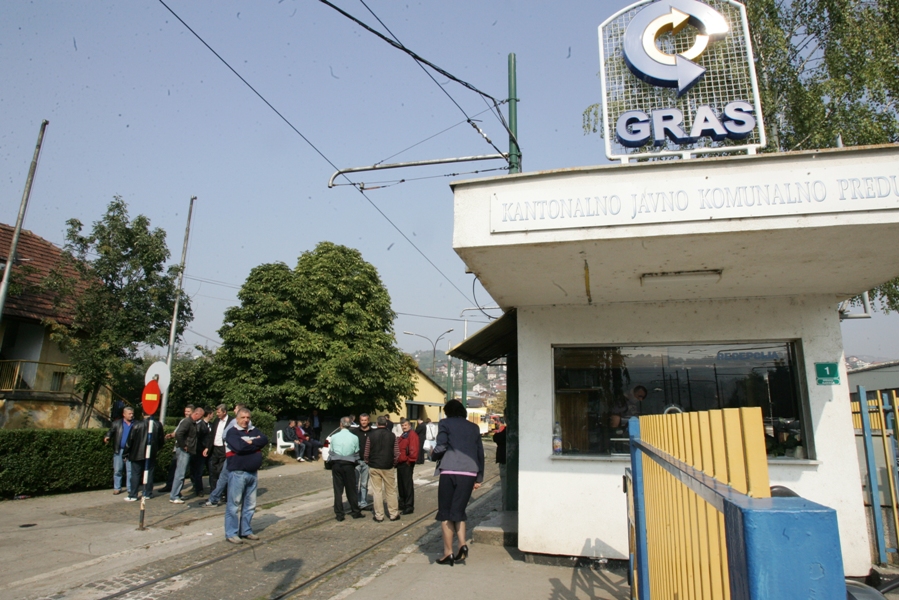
[327,484,630,600]
[1,455,631,600]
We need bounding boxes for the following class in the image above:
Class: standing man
[191,407,211,497]
[396,418,419,515]
[363,415,400,522]
[352,414,373,511]
[124,416,163,501]
[104,406,134,495]
[414,418,428,465]
[311,409,323,441]
[169,406,203,504]
[224,407,268,544]
[205,403,247,507]
[329,417,365,521]
[493,422,507,509]
[207,404,232,495]
[160,405,194,493]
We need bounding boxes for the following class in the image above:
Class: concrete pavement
[0,448,633,600]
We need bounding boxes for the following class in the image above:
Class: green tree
[583,0,899,309]
[216,242,416,415]
[43,197,192,423]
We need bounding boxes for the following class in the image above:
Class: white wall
[516,295,871,576]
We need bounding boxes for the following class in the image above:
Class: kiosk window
[552,342,805,458]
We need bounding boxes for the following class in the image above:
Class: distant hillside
[846,355,898,370]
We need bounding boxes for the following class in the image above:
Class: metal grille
[599,0,763,160]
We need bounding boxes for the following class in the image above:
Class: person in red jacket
[396,418,420,515]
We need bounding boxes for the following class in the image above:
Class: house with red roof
[0,224,112,429]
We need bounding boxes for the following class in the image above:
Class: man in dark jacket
[224,407,268,544]
[169,406,204,504]
[104,406,134,494]
[124,417,164,501]
[363,415,400,522]
[190,408,211,497]
[352,414,373,511]
[161,405,194,493]
[207,404,232,493]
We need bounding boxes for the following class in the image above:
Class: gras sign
[598,0,765,161]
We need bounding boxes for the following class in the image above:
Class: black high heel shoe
[454,545,468,562]
[436,554,455,567]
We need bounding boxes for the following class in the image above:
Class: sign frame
[598,0,766,162]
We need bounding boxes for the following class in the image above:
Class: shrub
[0,426,176,498]
[0,412,277,497]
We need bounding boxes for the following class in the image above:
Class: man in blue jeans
[169,406,203,504]
[205,404,247,507]
[104,406,134,494]
[352,413,374,511]
[224,407,268,544]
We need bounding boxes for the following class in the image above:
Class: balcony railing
[0,360,78,394]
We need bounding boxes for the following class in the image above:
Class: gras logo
[623,0,728,96]
[597,0,765,161]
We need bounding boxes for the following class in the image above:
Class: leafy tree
[43,197,191,424]
[488,391,507,415]
[216,242,416,415]
[583,0,899,309]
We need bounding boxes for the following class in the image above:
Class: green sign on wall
[815,363,840,385]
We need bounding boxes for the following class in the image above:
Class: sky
[2,0,898,360]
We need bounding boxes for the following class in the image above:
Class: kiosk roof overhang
[449,310,516,365]
[451,145,899,308]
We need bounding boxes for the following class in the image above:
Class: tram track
[96,473,499,600]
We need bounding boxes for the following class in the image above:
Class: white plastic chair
[275,429,295,455]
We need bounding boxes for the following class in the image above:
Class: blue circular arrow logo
[623,0,729,96]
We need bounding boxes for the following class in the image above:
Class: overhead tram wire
[331,166,509,191]
[319,0,517,160]
[156,0,474,306]
[373,104,505,167]
[354,0,520,156]
[355,0,508,160]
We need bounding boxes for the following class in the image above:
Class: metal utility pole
[508,54,521,174]
[0,120,49,330]
[446,339,453,402]
[160,196,196,424]
[404,329,453,377]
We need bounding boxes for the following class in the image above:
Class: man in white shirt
[205,403,246,507]
[208,404,232,496]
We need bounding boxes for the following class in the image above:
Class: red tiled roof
[0,223,80,324]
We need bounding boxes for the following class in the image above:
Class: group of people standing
[328,401,485,566]
[106,403,268,544]
[105,399,486,563]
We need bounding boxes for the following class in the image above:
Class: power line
[185,274,241,289]
[396,311,489,324]
[374,105,502,166]
[156,0,473,306]
[318,0,515,160]
[353,0,508,159]
[186,327,221,346]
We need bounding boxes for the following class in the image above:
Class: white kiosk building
[447,0,899,576]
[450,145,899,576]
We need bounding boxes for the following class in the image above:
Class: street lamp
[404,329,453,377]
